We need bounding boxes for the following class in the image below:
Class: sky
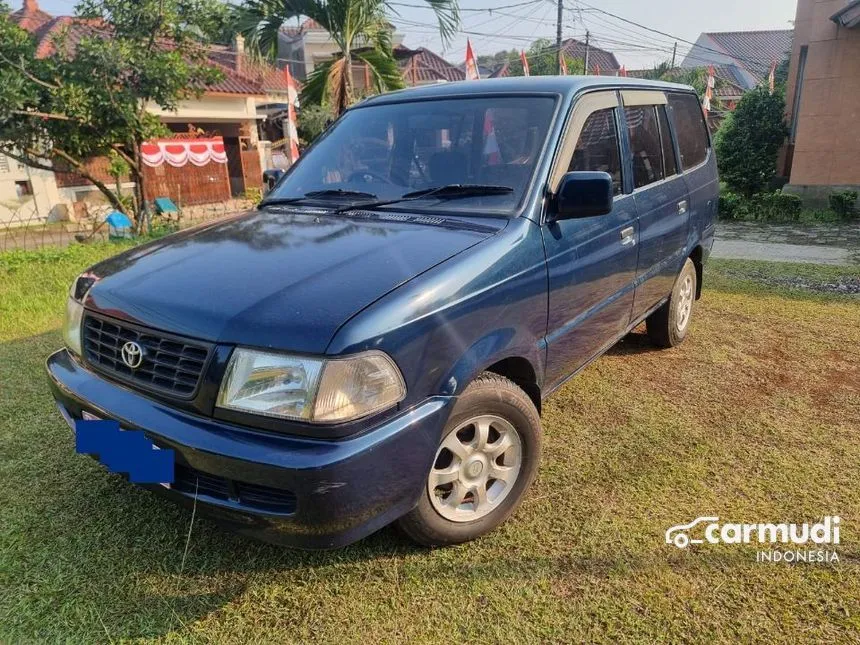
[11,0,798,69]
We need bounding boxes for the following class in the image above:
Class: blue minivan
[48,77,717,548]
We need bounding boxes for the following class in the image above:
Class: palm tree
[235,0,459,115]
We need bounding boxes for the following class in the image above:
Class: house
[278,18,405,81]
[782,0,860,201]
[395,46,465,85]
[3,0,290,218]
[560,38,620,75]
[679,30,794,89]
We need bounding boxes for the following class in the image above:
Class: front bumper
[46,349,453,549]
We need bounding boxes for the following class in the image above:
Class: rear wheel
[397,372,541,546]
[646,257,697,348]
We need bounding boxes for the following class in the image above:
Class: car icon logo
[665,516,720,549]
[121,341,144,369]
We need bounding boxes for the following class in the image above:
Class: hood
[85,209,502,353]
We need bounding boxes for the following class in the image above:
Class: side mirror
[553,171,614,220]
[262,168,286,194]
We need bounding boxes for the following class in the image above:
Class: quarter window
[658,106,678,177]
[569,108,622,195]
[668,93,709,169]
[625,106,664,189]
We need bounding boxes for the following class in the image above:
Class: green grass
[1,244,859,642]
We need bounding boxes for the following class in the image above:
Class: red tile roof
[9,0,52,33]
[394,46,464,83]
[561,38,620,73]
[11,8,288,97]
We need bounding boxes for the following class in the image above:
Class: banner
[140,138,227,168]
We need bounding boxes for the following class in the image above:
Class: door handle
[620,226,635,246]
[678,200,689,215]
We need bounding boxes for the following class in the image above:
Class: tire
[397,372,542,547]
[646,257,697,348]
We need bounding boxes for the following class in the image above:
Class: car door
[542,91,639,390]
[622,91,691,321]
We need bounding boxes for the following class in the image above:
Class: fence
[0,194,256,253]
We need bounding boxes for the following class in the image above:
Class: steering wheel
[347,170,392,185]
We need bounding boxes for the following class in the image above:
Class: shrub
[715,88,789,197]
[828,190,858,219]
[749,192,802,221]
[244,187,263,204]
[718,192,744,220]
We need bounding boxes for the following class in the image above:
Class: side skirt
[542,296,669,400]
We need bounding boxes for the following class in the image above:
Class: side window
[658,106,678,177]
[667,93,709,169]
[625,106,664,189]
[569,108,622,195]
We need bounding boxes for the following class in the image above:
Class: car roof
[356,75,695,107]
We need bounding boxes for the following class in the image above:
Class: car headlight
[216,349,406,424]
[63,272,98,356]
[63,297,84,356]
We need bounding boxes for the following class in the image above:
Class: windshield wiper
[259,189,377,209]
[334,184,514,214]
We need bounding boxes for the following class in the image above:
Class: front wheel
[646,257,697,348]
[397,373,542,546]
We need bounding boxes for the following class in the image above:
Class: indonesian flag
[465,39,480,81]
[483,109,500,165]
[619,65,627,77]
[284,65,300,163]
[703,65,715,116]
[559,52,568,76]
[768,60,776,94]
[520,50,530,77]
[594,63,601,76]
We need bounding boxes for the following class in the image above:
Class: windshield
[268,96,558,214]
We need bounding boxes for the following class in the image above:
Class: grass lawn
[1,244,858,642]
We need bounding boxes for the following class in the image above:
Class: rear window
[668,93,709,170]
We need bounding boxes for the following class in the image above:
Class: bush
[828,190,858,219]
[718,191,802,222]
[244,187,262,204]
[718,192,744,220]
[715,87,789,197]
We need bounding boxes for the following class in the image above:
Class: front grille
[172,463,297,514]
[83,314,211,399]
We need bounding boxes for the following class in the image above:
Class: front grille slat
[172,464,297,514]
[83,314,211,399]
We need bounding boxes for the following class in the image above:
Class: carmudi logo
[665,516,841,563]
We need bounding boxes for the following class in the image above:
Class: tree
[297,104,332,146]
[642,61,721,107]
[0,0,225,224]
[235,0,459,115]
[715,87,788,196]
[504,38,583,77]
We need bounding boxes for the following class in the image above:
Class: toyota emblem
[121,341,144,369]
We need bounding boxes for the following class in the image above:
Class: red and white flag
[594,63,601,76]
[768,60,776,94]
[703,65,715,116]
[465,39,480,81]
[559,52,568,76]
[483,109,500,165]
[618,65,627,77]
[520,50,530,77]
[284,65,300,163]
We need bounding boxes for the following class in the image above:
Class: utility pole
[671,41,677,68]
[556,0,563,74]
[584,31,590,75]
